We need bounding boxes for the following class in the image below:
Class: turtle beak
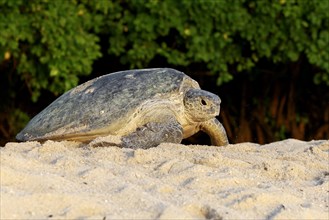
[204,93,221,117]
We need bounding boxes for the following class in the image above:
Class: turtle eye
[201,99,207,105]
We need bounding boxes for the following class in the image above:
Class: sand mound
[1,139,328,219]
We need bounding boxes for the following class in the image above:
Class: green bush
[1,0,328,100]
[0,0,328,144]
[105,0,329,85]
[0,0,107,101]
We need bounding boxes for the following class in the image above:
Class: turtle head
[184,89,221,122]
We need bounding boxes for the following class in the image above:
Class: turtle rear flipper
[121,119,183,149]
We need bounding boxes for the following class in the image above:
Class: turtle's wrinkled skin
[16,68,229,148]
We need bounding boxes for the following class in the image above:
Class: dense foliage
[0,0,328,144]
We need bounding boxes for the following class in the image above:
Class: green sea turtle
[16,68,229,148]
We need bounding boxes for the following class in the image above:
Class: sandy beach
[1,139,328,219]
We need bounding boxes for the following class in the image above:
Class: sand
[1,139,328,219]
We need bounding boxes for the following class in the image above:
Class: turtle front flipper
[121,119,183,149]
[200,118,229,146]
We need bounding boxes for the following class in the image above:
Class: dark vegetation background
[0,0,328,146]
